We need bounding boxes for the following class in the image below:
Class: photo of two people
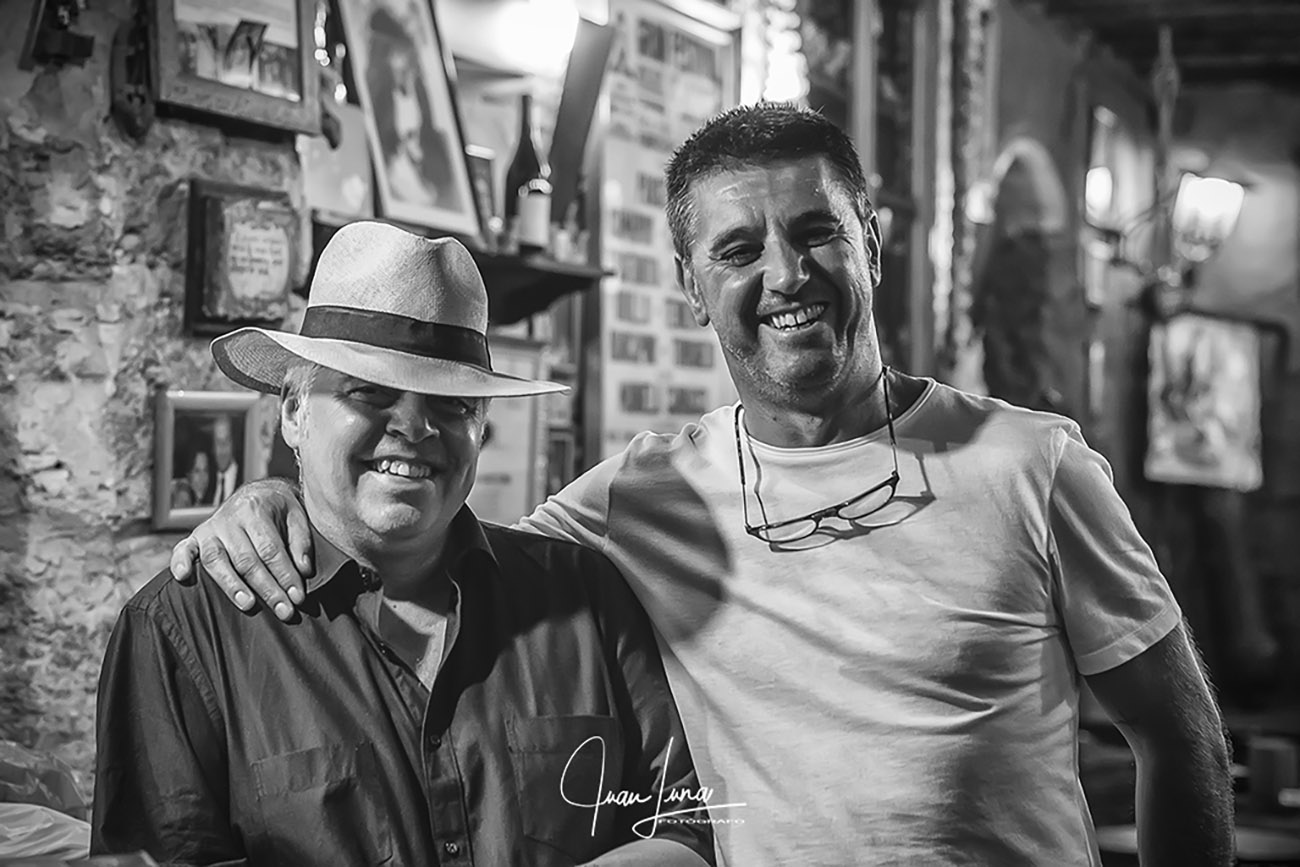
[169,412,246,511]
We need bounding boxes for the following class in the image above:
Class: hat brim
[212,328,569,398]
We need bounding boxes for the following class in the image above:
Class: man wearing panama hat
[92,221,715,867]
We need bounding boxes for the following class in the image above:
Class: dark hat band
[300,305,491,369]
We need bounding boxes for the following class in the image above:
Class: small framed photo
[154,390,266,530]
[185,178,299,335]
[152,0,320,134]
[338,0,481,238]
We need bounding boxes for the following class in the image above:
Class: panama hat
[212,221,567,398]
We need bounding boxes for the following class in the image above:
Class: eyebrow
[705,207,846,257]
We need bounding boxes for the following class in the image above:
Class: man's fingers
[284,503,315,604]
[247,521,306,607]
[169,536,200,583]
[225,530,297,621]
[196,540,256,611]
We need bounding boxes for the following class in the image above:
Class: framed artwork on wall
[152,0,320,133]
[337,0,481,238]
[154,390,267,530]
[1145,312,1263,491]
[464,144,500,245]
[185,178,299,336]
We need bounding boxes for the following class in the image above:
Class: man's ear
[280,393,304,449]
[864,210,884,286]
[674,254,710,327]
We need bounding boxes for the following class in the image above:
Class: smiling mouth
[367,458,433,480]
[762,303,828,331]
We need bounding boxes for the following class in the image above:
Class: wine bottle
[505,92,552,255]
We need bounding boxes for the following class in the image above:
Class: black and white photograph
[152,390,264,530]
[338,0,479,236]
[10,0,1300,864]
[152,0,319,133]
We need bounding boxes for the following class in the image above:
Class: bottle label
[518,191,551,251]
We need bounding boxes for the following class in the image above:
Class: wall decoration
[597,0,741,458]
[185,178,298,335]
[464,144,501,246]
[299,101,375,222]
[337,0,480,238]
[153,0,320,133]
[1145,312,1263,491]
[154,390,266,530]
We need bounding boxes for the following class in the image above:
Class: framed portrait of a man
[338,0,480,238]
[154,390,267,530]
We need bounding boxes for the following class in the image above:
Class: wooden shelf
[470,248,611,325]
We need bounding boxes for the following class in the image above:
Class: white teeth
[766,303,827,330]
[372,459,431,479]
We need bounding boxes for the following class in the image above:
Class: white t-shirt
[518,379,1180,866]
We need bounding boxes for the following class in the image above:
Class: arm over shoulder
[517,449,624,547]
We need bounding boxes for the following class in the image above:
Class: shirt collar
[304,505,500,596]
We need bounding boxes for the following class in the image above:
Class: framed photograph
[1145,312,1263,491]
[154,391,266,530]
[151,0,320,134]
[338,0,480,237]
[464,144,500,244]
[185,178,299,336]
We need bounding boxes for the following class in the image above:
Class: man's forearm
[1134,740,1234,866]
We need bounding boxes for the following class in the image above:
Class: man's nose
[761,241,809,295]
[387,392,437,442]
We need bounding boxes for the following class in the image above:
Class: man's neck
[739,368,926,448]
[311,511,452,606]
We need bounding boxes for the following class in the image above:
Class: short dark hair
[664,102,872,258]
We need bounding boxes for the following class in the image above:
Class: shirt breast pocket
[252,741,392,865]
[508,714,624,863]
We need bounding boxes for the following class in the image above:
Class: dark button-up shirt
[92,510,713,866]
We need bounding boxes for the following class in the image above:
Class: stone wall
[0,0,303,799]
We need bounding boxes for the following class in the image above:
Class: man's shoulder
[482,522,609,571]
[122,567,196,616]
[480,523,635,601]
[118,564,260,635]
[594,406,731,487]
[915,379,1080,439]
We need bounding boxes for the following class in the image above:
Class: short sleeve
[1048,425,1182,676]
[515,448,623,549]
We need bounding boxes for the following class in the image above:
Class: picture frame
[154,390,266,530]
[151,0,320,134]
[464,144,500,245]
[338,0,481,238]
[185,178,299,336]
[1145,312,1263,491]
